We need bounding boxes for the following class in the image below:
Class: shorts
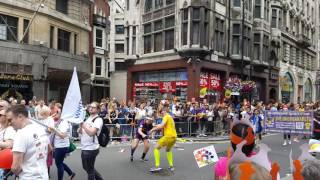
[135,134,149,141]
[157,136,177,150]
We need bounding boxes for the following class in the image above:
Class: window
[0,14,18,41]
[56,0,68,14]
[23,19,29,44]
[115,44,124,53]
[278,10,282,29]
[145,0,152,12]
[50,26,54,48]
[232,24,240,54]
[243,26,251,57]
[191,8,200,44]
[215,18,225,52]
[271,9,277,28]
[155,0,163,9]
[115,25,124,34]
[95,28,103,48]
[132,37,136,54]
[264,0,269,21]
[253,33,260,60]
[182,9,188,45]
[165,16,175,28]
[254,0,261,18]
[154,32,162,52]
[126,36,129,55]
[165,29,174,50]
[126,0,129,10]
[295,20,299,35]
[262,35,269,62]
[144,35,151,53]
[203,10,209,46]
[290,16,294,32]
[166,0,174,5]
[74,34,77,54]
[57,29,70,52]
[283,11,287,29]
[95,57,102,76]
[154,20,163,31]
[234,0,240,7]
[144,23,152,34]
[133,26,136,35]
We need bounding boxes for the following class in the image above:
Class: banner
[200,72,221,90]
[193,145,219,168]
[264,111,313,135]
[61,67,86,124]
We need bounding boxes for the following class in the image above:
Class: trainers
[150,167,162,172]
[203,134,207,137]
[70,173,76,180]
[288,140,291,145]
[130,156,133,162]
[168,166,175,172]
[140,158,149,162]
[283,141,287,146]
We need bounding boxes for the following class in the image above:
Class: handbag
[68,139,76,153]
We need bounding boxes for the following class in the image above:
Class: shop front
[0,73,33,101]
[132,70,188,104]
[199,70,223,103]
[280,72,294,103]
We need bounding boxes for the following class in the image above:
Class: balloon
[225,89,232,98]
[200,87,207,98]
[0,149,13,169]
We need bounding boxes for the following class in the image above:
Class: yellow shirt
[162,113,177,138]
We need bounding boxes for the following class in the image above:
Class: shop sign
[159,82,176,93]
[134,82,159,87]
[200,72,221,91]
[0,74,32,81]
[176,81,188,86]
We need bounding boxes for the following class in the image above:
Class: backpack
[92,116,110,147]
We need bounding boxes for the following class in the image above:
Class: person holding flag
[149,104,177,172]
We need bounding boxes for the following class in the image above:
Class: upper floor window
[95,56,102,76]
[58,29,70,52]
[95,28,104,48]
[234,0,241,7]
[254,0,261,18]
[215,18,225,53]
[264,0,269,21]
[271,9,277,28]
[0,14,18,42]
[232,24,241,54]
[145,0,152,12]
[115,44,124,53]
[115,25,124,34]
[155,0,163,10]
[23,19,30,44]
[56,0,68,14]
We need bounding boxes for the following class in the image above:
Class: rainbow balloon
[0,149,13,169]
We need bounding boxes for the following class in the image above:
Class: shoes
[150,167,162,172]
[140,158,149,162]
[288,140,292,145]
[70,173,76,180]
[283,141,287,146]
[130,156,133,162]
[293,138,299,142]
[168,166,175,172]
[202,134,207,137]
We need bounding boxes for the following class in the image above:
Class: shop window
[115,25,124,34]
[58,29,70,52]
[254,0,261,18]
[232,24,240,54]
[115,44,124,53]
[0,14,18,41]
[56,0,68,14]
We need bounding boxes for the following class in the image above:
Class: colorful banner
[264,111,314,135]
[193,145,219,168]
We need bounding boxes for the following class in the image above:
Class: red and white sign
[159,82,176,93]
[176,81,188,86]
[200,72,221,91]
[134,82,159,87]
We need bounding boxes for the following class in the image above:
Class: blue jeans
[54,147,74,180]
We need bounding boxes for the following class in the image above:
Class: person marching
[130,115,153,162]
[149,104,177,172]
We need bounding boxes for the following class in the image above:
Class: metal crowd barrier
[71,116,228,142]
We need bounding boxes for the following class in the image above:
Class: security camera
[187,58,192,64]
[40,3,45,8]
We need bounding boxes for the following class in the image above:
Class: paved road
[8,134,311,180]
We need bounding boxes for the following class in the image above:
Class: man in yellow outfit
[149,104,177,172]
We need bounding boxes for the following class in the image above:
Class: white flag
[61,67,85,124]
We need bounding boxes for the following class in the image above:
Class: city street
[31,134,309,180]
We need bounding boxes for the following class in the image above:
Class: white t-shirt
[0,126,16,141]
[12,123,49,180]
[80,115,103,151]
[34,105,48,120]
[53,120,70,148]
[136,109,146,120]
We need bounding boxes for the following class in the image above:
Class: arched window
[304,79,312,102]
[280,72,294,103]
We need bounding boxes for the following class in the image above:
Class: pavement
[6,134,313,180]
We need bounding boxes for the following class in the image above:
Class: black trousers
[81,149,104,180]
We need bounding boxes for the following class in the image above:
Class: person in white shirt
[49,108,75,180]
[78,102,104,180]
[7,105,49,180]
[0,109,16,178]
[34,100,48,120]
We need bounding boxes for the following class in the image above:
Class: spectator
[35,100,48,120]
[0,100,10,111]
[229,162,271,180]
[301,160,320,180]
[250,109,263,144]
[108,103,119,143]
